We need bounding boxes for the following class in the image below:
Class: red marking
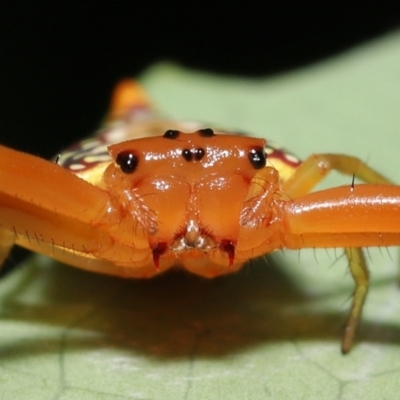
[219,239,236,266]
[152,242,168,270]
[268,148,301,167]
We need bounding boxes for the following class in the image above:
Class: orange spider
[0,80,399,353]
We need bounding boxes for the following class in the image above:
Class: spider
[0,79,399,353]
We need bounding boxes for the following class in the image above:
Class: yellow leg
[342,248,369,353]
[281,153,391,197]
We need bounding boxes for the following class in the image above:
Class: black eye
[182,148,193,161]
[248,146,266,169]
[116,151,138,174]
[194,148,205,160]
[198,128,214,137]
[163,130,180,139]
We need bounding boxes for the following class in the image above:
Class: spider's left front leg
[281,153,392,353]
[0,145,152,276]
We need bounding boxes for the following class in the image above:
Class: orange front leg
[0,145,153,276]
[280,153,392,353]
[282,183,400,352]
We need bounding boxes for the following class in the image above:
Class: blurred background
[1,2,400,157]
[2,4,400,394]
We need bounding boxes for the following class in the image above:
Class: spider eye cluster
[182,147,206,161]
[164,128,211,163]
[114,129,266,174]
[116,150,138,174]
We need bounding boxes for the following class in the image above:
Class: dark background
[1,2,400,158]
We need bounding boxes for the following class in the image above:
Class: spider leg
[0,145,154,274]
[342,247,369,353]
[281,153,392,353]
[281,153,391,197]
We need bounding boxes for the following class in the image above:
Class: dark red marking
[152,242,169,270]
[266,147,302,168]
[219,239,236,266]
